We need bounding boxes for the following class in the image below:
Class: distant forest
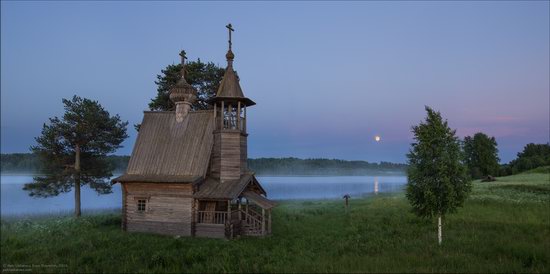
[249,158,407,175]
[1,154,407,175]
[1,153,131,174]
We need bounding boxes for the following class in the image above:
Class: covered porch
[193,174,276,238]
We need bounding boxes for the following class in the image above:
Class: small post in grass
[343,194,351,213]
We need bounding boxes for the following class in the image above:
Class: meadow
[1,168,549,273]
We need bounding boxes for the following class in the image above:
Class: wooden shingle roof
[194,173,252,199]
[216,65,244,98]
[113,110,214,183]
[194,173,267,199]
[209,52,255,107]
[242,191,276,209]
[111,174,202,184]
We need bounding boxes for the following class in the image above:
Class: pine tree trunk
[438,215,442,245]
[74,144,81,217]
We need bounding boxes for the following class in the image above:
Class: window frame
[134,197,150,213]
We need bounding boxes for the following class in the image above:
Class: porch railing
[197,210,227,224]
[197,208,268,234]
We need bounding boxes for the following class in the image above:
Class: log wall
[123,183,193,236]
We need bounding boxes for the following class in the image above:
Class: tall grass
[1,172,549,273]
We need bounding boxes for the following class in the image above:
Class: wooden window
[137,199,147,212]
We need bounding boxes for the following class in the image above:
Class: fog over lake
[1,174,407,216]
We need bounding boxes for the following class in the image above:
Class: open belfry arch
[113,24,275,238]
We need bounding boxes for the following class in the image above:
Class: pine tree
[148,59,225,111]
[25,96,128,217]
[406,106,471,245]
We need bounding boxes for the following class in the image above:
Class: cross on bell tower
[226,24,234,50]
[225,24,235,65]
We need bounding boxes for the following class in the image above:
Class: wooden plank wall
[211,130,244,181]
[220,131,242,181]
[125,183,193,236]
[210,133,221,179]
[195,223,226,238]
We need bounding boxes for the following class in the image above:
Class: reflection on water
[1,174,407,216]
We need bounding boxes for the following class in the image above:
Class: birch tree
[406,106,471,245]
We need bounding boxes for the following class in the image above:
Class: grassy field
[2,169,549,273]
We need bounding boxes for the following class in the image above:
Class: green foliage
[2,172,549,273]
[32,96,128,156]
[24,156,114,197]
[507,143,550,175]
[406,106,471,219]
[148,59,225,112]
[25,96,128,198]
[463,132,500,179]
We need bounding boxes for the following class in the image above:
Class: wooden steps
[240,209,266,236]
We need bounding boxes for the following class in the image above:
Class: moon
[375,135,381,142]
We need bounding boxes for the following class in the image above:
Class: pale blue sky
[2,1,549,163]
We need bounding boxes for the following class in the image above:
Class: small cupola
[170,50,197,122]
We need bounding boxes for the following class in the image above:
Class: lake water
[0,174,407,216]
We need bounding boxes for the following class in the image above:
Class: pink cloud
[456,126,531,138]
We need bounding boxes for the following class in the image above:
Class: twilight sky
[1,1,548,163]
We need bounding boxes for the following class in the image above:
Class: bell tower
[210,24,256,182]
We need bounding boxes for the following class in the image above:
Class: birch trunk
[438,215,442,245]
[74,144,81,217]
